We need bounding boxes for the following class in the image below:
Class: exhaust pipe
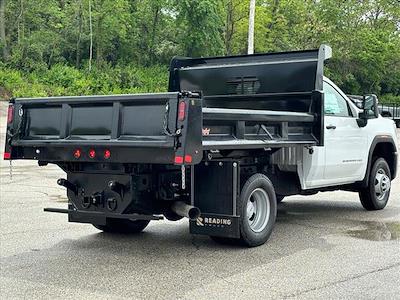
[171,201,201,220]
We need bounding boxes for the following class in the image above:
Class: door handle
[326,125,336,130]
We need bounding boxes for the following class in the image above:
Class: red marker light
[73,149,81,159]
[7,105,14,124]
[184,155,193,163]
[3,152,11,160]
[174,155,184,164]
[104,149,111,159]
[178,101,186,121]
[89,149,96,159]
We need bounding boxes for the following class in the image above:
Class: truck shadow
[1,200,399,297]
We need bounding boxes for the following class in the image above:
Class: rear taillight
[7,105,14,124]
[3,152,11,160]
[73,149,81,159]
[178,101,186,121]
[89,149,96,159]
[104,149,111,159]
[174,155,184,164]
[174,155,193,164]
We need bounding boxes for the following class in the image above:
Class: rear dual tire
[211,174,277,247]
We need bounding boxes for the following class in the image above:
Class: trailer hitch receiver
[108,180,125,197]
[57,178,78,195]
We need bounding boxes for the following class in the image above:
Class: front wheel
[93,219,150,234]
[359,158,392,210]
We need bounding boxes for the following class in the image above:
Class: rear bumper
[44,206,163,225]
[8,143,177,164]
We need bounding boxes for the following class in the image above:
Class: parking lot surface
[0,102,399,299]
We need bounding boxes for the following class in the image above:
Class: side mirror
[357,94,379,127]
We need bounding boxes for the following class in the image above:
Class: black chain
[163,102,179,137]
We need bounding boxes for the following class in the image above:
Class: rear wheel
[210,174,277,247]
[396,120,400,128]
[239,174,277,247]
[93,219,150,234]
[359,158,391,210]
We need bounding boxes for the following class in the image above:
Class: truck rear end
[4,45,331,246]
[5,92,203,223]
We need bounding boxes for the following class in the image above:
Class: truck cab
[301,77,398,190]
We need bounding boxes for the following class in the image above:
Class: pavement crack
[214,274,233,285]
[283,262,400,299]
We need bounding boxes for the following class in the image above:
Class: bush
[0,68,48,99]
[2,64,396,103]
[0,64,168,100]
[380,94,400,105]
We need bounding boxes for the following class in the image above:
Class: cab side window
[323,82,352,117]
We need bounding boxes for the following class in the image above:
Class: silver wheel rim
[246,188,270,233]
[374,168,390,201]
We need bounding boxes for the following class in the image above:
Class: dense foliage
[0,0,399,102]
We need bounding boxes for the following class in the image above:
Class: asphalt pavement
[0,101,399,299]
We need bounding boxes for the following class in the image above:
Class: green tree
[0,0,398,103]
[175,0,225,57]
[0,0,8,60]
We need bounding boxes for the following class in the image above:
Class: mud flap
[189,162,241,238]
[190,214,240,238]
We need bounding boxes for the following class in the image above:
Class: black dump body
[4,45,332,236]
[5,45,331,165]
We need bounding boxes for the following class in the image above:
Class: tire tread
[359,157,391,211]
[238,173,277,247]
